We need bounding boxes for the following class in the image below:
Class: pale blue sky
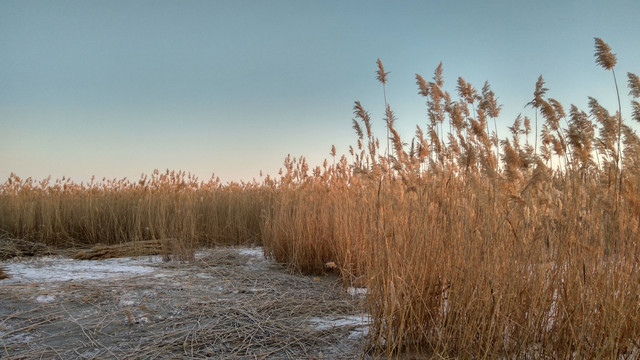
[2,0,639,183]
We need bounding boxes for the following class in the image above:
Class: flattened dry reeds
[0,237,55,261]
[70,239,167,260]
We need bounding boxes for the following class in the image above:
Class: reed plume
[629,73,640,124]
[594,37,617,70]
[594,38,623,205]
[526,75,549,158]
[377,59,391,167]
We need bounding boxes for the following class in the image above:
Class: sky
[2,0,639,184]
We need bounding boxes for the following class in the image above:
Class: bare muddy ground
[0,247,370,359]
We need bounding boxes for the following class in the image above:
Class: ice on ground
[347,287,367,297]
[310,314,369,330]
[0,247,267,285]
[0,246,371,358]
[237,247,269,271]
[237,247,264,259]
[309,314,370,339]
[35,294,56,303]
[0,330,36,345]
[1,255,159,284]
[119,298,137,307]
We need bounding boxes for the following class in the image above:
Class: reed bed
[2,38,640,358]
[0,170,269,251]
[263,38,640,358]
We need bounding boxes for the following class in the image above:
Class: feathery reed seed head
[629,72,640,98]
[594,37,617,70]
[376,58,388,85]
[416,74,429,97]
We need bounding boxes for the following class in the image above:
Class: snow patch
[347,287,367,296]
[237,247,264,259]
[0,331,36,345]
[0,247,269,286]
[35,294,56,303]
[119,298,137,307]
[309,314,370,339]
[2,256,156,284]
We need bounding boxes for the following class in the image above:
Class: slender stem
[612,68,623,207]
[534,111,538,158]
[383,83,389,169]
[612,68,622,166]
[494,117,500,171]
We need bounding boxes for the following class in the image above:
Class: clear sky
[2,0,639,184]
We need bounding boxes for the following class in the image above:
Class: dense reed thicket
[261,38,640,358]
[2,38,640,358]
[0,170,269,249]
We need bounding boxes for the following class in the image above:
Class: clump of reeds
[261,39,640,358]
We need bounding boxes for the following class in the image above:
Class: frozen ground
[0,247,371,359]
[2,256,158,283]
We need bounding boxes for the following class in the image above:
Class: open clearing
[0,247,370,359]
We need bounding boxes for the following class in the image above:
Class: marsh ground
[0,247,370,359]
